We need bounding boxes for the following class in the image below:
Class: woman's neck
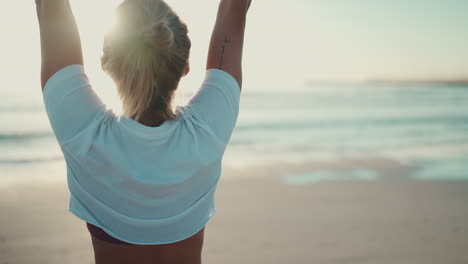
[137,115,166,127]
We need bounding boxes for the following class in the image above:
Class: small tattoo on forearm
[219,36,231,69]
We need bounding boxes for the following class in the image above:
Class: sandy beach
[1,160,468,264]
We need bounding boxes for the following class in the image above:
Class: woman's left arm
[36,0,83,90]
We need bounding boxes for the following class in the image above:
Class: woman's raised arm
[206,0,251,90]
[36,0,83,90]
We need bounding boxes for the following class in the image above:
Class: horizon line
[306,78,468,86]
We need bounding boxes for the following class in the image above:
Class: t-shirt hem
[68,207,216,245]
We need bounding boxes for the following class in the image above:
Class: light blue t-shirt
[42,65,240,245]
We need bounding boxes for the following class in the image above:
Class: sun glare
[68,0,220,113]
[70,1,125,114]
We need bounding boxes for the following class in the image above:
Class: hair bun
[143,20,175,51]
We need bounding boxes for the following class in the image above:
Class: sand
[1,160,468,264]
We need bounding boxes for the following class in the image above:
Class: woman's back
[48,66,237,243]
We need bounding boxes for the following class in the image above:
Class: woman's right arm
[187,0,250,141]
[206,0,251,90]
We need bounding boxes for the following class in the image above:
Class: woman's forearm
[36,0,83,89]
[206,0,251,88]
[219,0,251,18]
[36,0,71,20]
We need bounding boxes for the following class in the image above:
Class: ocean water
[1,83,468,184]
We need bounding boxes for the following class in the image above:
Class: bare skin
[90,228,205,264]
[36,0,250,263]
[207,0,252,89]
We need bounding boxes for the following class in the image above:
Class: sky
[302,0,468,81]
[0,0,467,105]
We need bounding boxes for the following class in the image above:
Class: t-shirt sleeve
[42,64,109,145]
[186,69,241,143]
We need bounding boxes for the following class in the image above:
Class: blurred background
[1,0,467,182]
[0,0,467,263]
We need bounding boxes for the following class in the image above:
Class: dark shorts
[86,222,134,245]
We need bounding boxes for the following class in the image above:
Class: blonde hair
[102,0,191,123]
